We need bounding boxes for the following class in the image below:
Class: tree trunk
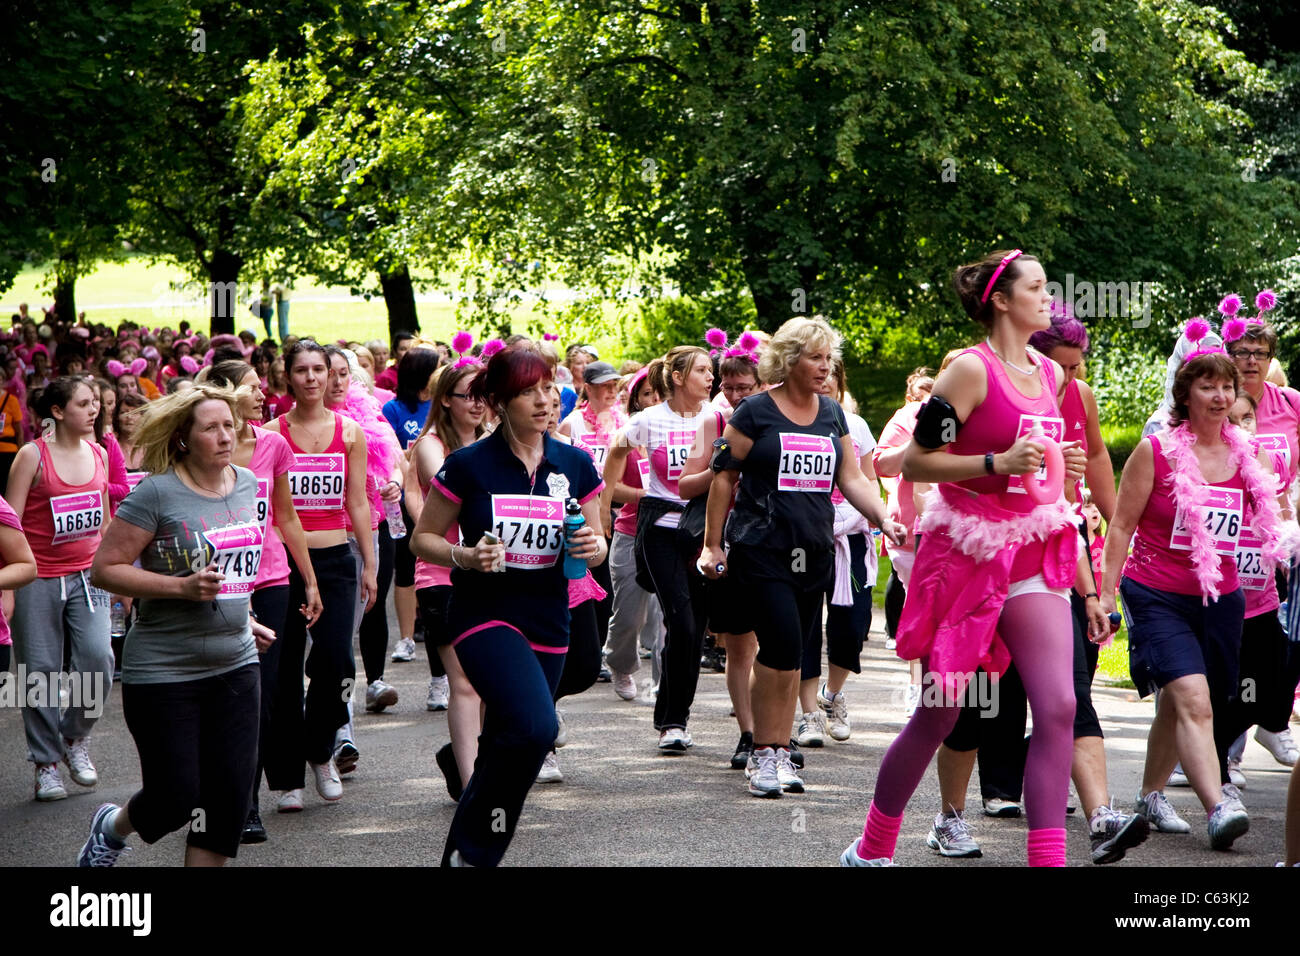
[207,249,244,336]
[52,253,77,326]
[379,264,420,342]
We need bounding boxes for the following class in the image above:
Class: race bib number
[637,457,651,484]
[830,439,861,505]
[289,454,345,510]
[664,430,695,481]
[1006,414,1065,495]
[584,439,609,470]
[1171,487,1243,556]
[255,478,271,532]
[1256,433,1292,476]
[1235,528,1268,591]
[201,522,265,599]
[778,433,835,493]
[491,495,565,569]
[125,470,148,492]
[50,492,104,544]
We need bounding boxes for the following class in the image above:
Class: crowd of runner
[3,248,1300,868]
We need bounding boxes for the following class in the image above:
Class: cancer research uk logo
[50,887,152,936]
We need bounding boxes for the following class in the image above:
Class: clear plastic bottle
[110,602,127,638]
[384,497,407,540]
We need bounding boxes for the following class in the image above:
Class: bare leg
[1151,675,1221,814]
[723,632,756,733]
[826,663,852,696]
[1141,691,1179,796]
[395,585,417,642]
[798,677,818,714]
[937,744,977,813]
[439,644,481,788]
[752,660,799,746]
[184,845,228,867]
[1072,736,1110,819]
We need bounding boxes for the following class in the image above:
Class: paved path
[2,614,1293,867]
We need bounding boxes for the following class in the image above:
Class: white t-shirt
[621,401,714,528]
[832,412,880,585]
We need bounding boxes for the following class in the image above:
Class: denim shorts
[1119,577,1244,700]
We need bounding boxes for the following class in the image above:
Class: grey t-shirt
[115,466,260,684]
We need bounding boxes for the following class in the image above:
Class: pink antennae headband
[980,249,1023,305]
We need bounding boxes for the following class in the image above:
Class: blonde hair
[133,383,247,476]
[758,315,842,386]
[659,346,710,395]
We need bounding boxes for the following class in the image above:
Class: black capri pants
[418,584,452,679]
[730,545,829,673]
[123,663,260,858]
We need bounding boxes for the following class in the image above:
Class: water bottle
[384,497,407,540]
[110,602,127,639]
[1280,600,1290,639]
[563,497,587,580]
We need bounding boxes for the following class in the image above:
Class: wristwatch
[984,452,995,475]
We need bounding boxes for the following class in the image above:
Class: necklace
[290,410,332,449]
[182,461,232,497]
[986,338,1037,375]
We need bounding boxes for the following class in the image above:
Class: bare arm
[0,524,37,590]
[410,484,502,573]
[272,472,322,626]
[343,420,377,610]
[2,443,39,518]
[697,425,753,578]
[1078,381,1117,521]
[678,414,719,501]
[90,516,223,600]
[601,439,633,514]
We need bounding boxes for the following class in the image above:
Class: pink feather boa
[334,383,402,502]
[1162,422,1300,602]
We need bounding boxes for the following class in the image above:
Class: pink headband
[980,249,1024,305]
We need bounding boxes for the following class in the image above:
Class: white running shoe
[839,840,895,866]
[884,637,897,651]
[746,747,782,798]
[63,737,98,787]
[818,683,851,741]
[658,728,689,753]
[1227,757,1247,788]
[1134,790,1191,834]
[426,675,450,711]
[926,810,982,858]
[1208,797,1249,851]
[276,789,305,813]
[536,751,563,784]
[1255,727,1300,767]
[1167,765,1190,788]
[982,797,1021,818]
[613,672,638,701]
[776,747,805,793]
[365,679,399,712]
[554,708,568,748]
[35,763,68,802]
[796,712,826,747]
[391,637,417,662]
[311,759,343,801]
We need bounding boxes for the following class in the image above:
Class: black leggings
[641,522,707,731]
[418,584,452,680]
[266,545,357,785]
[884,567,906,640]
[806,533,873,678]
[359,524,396,683]
[1215,610,1291,782]
[556,600,602,702]
[250,585,290,811]
[123,663,260,858]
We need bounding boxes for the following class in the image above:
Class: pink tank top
[1124,434,1243,597]
[1060,378,1089,506]
[277,412,349,532]
[413,434,459,591]
[248,427,297,589]
[21,437,108,577]
[613,449,649,536]
[947,343,1063,580]
[1253,383,1300,490]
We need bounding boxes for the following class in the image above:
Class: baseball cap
[583,361,619,385]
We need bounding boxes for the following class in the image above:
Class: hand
[1084,596,1109,643]
[999,435,1046,476]
[469,534,505,573]
[183,563,225,602]
[880,518,908,548]
[1098,592,1119,639]
[566,525,600,562]
[697,545,727,580]
[361,568,378,612]
[301,584,323,627]
[1061,440,1086,484]
[380,480,402,504]
[251,618,277,654]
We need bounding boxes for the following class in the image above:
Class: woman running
[700,316,904,797]
[841,250,1096,865]
[602,346,715,752]
[408,361,486,799]
[5,377,115,802]
[198,359,322,843]
[411,345,605,866]
[262,340,376,808]
[77,384,278,866]
[1101,325,1292,850]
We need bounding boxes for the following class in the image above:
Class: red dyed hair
[469,345,551,410]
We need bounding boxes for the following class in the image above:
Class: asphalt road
[2,610,1294,868]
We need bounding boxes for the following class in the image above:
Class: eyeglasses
[449,392,483,403]
[1229,348,1272,361]
[722,383,757,396]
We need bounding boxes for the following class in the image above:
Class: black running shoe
[436,743,463,803]
[241,808,267,844]
[787,738,805,769]
[1090,808,1149,864]
[731,731,754,769]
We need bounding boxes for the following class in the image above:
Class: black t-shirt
[432,428,603,648]
[726,392,847,551]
